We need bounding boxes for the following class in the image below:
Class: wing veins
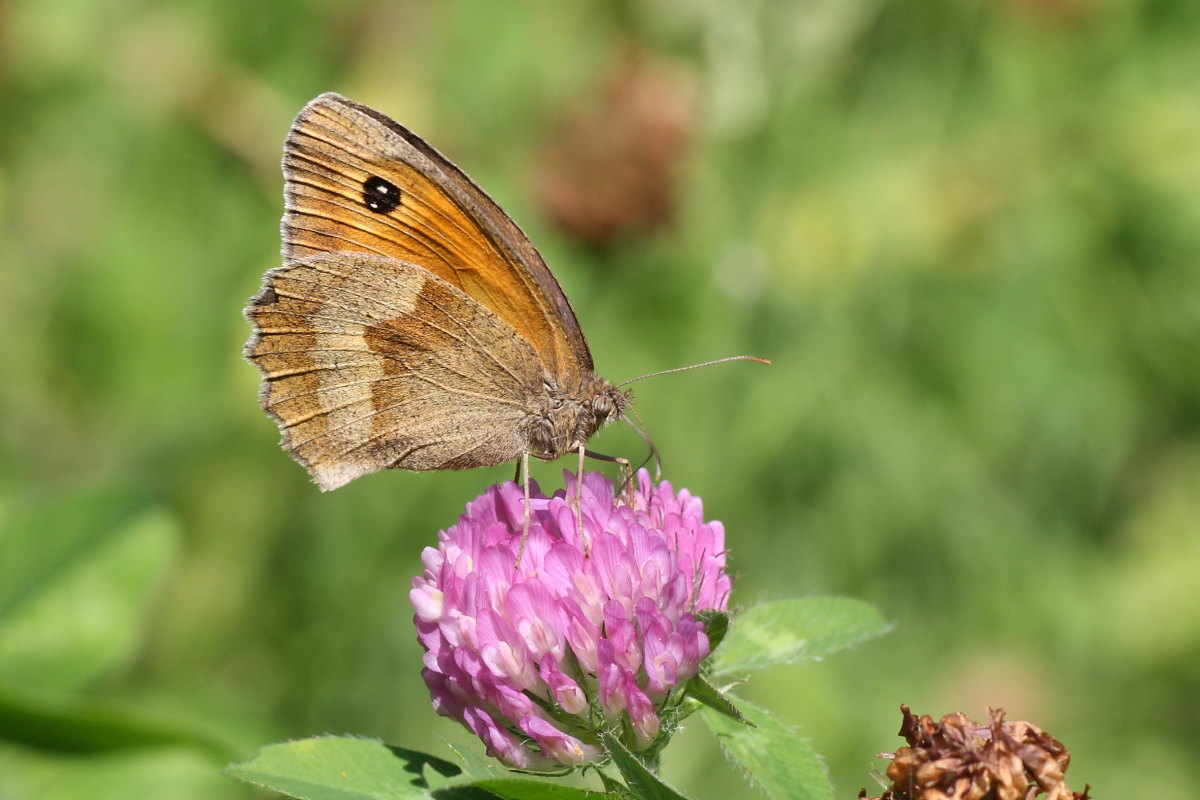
[285,160,494,274]
[262,362,379,380]
[287,127,509,277]
[286,369,524,452]
[272,269,530,390]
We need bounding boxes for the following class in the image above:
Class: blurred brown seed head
[535,48,696,250]
[860,705,1091,800]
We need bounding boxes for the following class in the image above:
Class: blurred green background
[2,1,1198,798]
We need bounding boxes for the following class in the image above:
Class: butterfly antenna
[617,355,770,387]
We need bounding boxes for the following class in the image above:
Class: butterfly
[243,93,632,492]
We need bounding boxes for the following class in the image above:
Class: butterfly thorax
[526,372,630,461]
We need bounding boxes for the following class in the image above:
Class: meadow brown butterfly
[244,93,630,491]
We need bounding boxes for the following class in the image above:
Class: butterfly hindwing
[245,252,541,489]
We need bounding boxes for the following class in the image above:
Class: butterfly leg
[584,448,634,506]
[513,451,532,569]
[560,444,586,555]
[619,409,661,481]
[617,457,634,507]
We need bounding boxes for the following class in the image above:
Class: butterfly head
[527,373,631,461]
[591,382,632,426]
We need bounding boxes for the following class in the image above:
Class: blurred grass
[1,1,1198,798]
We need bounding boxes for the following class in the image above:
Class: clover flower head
[410,469,732,769]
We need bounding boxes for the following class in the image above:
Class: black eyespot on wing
[362,176,401,213]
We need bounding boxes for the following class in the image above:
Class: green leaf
[0,497,179,693]
[437,737,510,783]
[694,609,730,653]
[0,683,233,758]
[0,489,152,619]
[225,736,459,800]
[599,732,693,800]
[463,779,617,799]
[226,736,622,800]
[597,771,630,796]
[708,597,891,677]
[701,696,832,800]
[0,742,243,800]
[685,675,752,726]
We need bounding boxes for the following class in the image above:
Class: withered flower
[535,48,696,249]
[860,705,1091,800]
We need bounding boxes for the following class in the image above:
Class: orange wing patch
[282,96,579,378]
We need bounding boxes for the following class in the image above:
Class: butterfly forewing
[282,93,591,378]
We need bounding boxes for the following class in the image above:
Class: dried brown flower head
[860,705,1091,800]
[535,47,696,249]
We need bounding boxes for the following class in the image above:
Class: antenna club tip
[722,355,772,365]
